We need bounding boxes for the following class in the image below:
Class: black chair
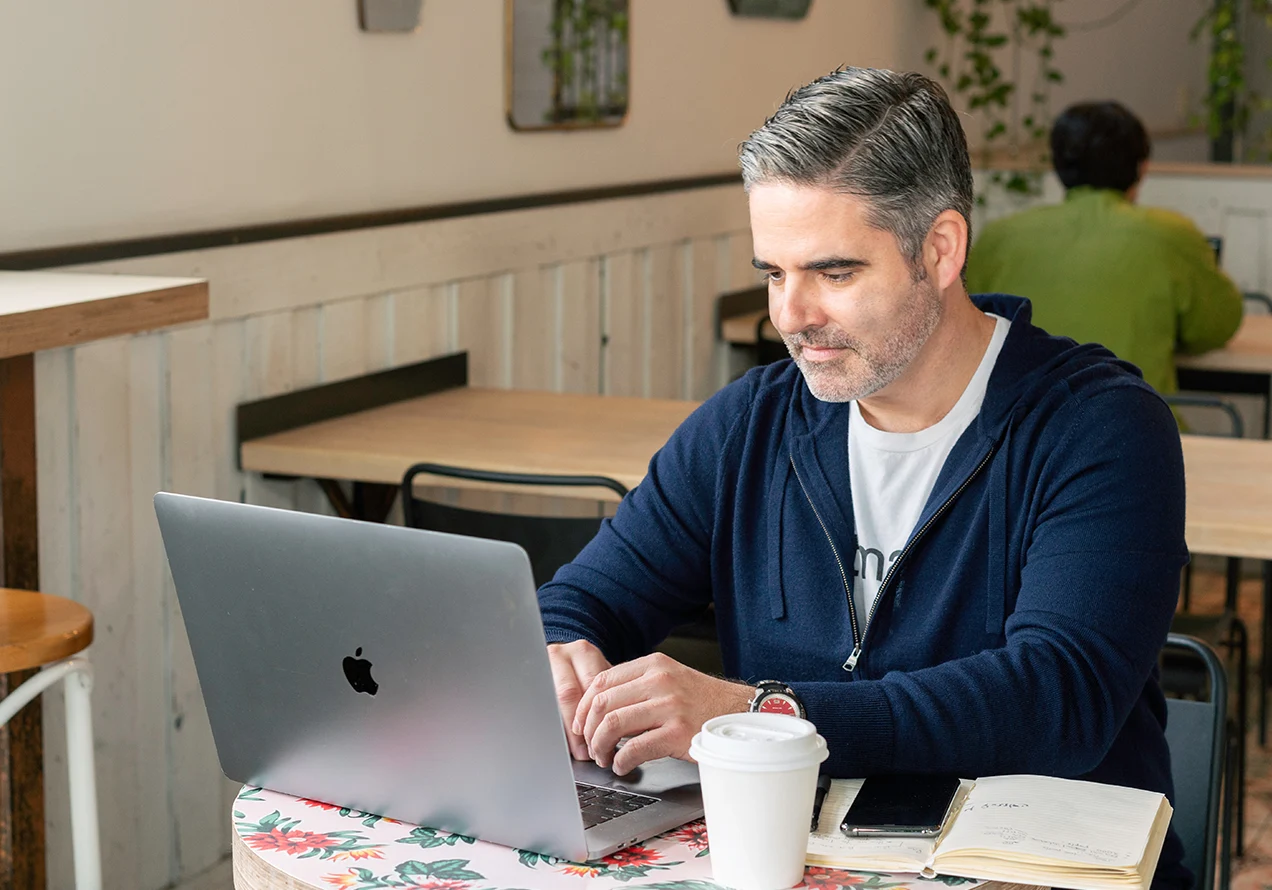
[1161,633,1233,890]
[1169,393,1243,616]
[400,463,723,673]
[1162,393,1249,856]
[400,463,627,588]
[1243,291,1272,314]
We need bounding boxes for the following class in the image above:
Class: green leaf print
[516,848,563,868]
[395,858,485,881]
[397,827,477,848]
[236,811,302,835]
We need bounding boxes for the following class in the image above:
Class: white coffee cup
[689,712,829,890]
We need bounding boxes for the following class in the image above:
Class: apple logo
[342,647,379,696]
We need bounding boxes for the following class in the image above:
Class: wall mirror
[506,0,630,131]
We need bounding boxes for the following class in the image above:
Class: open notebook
[807,775,1173,890]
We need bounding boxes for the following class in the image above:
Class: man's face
[750,183,943,403]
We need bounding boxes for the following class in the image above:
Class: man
[540,69,1188,888]
[968,100,1242,395]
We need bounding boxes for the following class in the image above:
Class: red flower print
[245,828,339,855]
[301,798,341,811]
[600,845,661,867]
[799,866,867,888]
[559,863,605,877]
[413,881,471,890]
[668,821,709,851]
[322,873,360,889]
[329,847,385,861]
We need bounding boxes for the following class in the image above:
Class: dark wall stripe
[1,172,744,272]
[236,352,469,464]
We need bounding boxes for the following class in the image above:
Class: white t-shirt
[848,313,1010,626]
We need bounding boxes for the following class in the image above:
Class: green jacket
[967,187,1243,394]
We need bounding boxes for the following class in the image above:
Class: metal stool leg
[64,663,101,890]
[0,657,101,890]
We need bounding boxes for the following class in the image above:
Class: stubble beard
[784,278,944,403]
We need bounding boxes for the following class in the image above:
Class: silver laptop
[154,492,702,861]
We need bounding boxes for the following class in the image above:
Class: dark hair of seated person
[1050,101,1151,193]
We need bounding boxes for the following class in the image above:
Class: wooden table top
[722,309,1272,377]
[720,307,775,346]
[240,382,1272,562]
[1182,433,1272,560]
[239,388,698,496]
[0,271,208,357]
[1178,313,1272,375]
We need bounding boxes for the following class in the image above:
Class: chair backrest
[1243,291,1272,314]
[399,463,628,588]
[1161,633,1228,890]
[1161,393,1244,439]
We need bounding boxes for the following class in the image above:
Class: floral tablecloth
[232,784,975,890]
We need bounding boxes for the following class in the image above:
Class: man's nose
[772,276,824,335]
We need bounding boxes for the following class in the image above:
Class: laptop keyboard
[575,782,660,829]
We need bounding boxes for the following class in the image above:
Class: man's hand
[573,652,753,775]
[548,640,613,761]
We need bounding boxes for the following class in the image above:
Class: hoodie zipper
[791,444,997,673]
[789,457,860,652]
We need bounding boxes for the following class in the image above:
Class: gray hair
[738,67,973,277]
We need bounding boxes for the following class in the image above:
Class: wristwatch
[748,680,806,719]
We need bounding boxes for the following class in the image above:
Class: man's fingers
[612,724,688,776]
[552,675,590,760]
[581,674,657,748]
[572,656,641,732]
[588,698,664,769]
[548,643,608,761]
[572,646,611,690]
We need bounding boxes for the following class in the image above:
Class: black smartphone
[840,774,962,838]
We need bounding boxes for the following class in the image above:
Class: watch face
[757,693,800,717]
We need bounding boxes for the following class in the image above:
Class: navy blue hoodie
[539,294,1189,888]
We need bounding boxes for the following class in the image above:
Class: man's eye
[764,270,785,283]
[823,271,854,284]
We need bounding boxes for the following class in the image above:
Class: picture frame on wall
[505,0,630,131]
[726,0,812,19]
[357,0,423,32]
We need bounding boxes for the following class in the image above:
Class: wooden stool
[0,589,100,890]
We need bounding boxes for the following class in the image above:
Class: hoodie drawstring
[986,425,1011,635]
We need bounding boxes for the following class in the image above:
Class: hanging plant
[923,0,1065,199]
[1191,0,1272,161]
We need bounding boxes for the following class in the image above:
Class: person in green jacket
[967,101,1242,394]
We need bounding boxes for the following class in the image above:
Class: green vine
[1191,0,1272,160]
[924,0,1065,199]
[540,0,629,125]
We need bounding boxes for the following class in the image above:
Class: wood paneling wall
[33,184,754,889]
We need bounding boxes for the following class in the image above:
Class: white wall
[0,0,927,253]
[909,0,1213,162]
[0,0,1228,254]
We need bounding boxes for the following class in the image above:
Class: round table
[230,785,987,890]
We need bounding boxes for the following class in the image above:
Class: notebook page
[936,775,1162,868]
[805,778,956,871]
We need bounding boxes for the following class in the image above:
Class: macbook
[154,492,703,861]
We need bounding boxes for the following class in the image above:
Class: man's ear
[925,209,969,291]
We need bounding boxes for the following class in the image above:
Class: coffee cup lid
[689,712,829,772]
